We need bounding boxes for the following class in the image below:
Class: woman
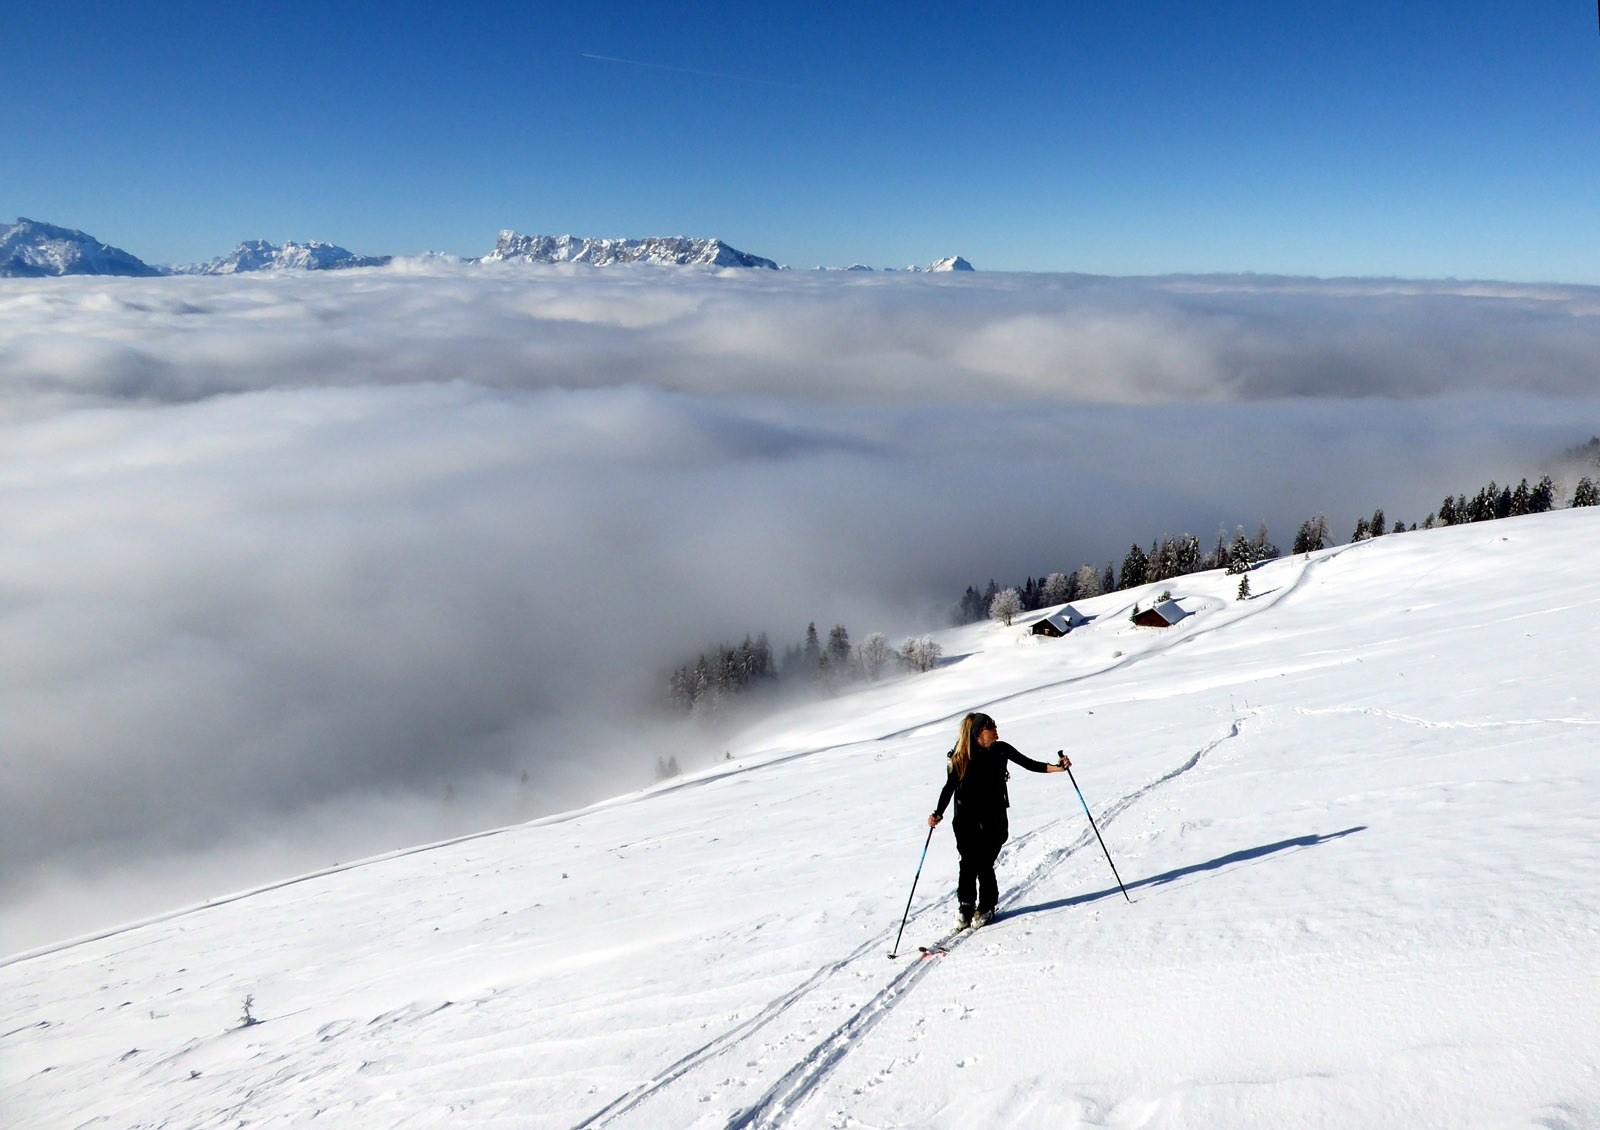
[927,712,1069,929]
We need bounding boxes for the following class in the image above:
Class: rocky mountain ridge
[0,218,972,277]
[0,218,163,278]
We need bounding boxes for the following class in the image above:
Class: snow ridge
[0,217,161,278]
[186,240,392,274]
[483,231,779,269]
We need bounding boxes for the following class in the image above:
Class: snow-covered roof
[1035,605,1088,632]
[1138,598,1186,626]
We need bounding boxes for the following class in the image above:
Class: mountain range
[0,218,973,277]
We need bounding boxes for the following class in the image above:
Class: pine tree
[1175,533,1202,575]
[1226,530,1253,574]
[1352,516,1371,542]
[1102,563,1116,593]
[1042,572,1070,606]
[827,624,851,668]
[1510,478,1532,516]
[1370,509,1386,537]
[1573,477,1599,507]
[802,622,822,669]
[1531,475,1556,513]
[1237,574,1250,601]
[1468,484,1496,523]
[1119,544,1149,590]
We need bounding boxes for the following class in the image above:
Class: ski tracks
[571,717,1244,1130]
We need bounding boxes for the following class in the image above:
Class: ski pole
[1061,751,1132,903]
[888,824,935,959]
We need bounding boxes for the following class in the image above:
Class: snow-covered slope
[187,239,392,274]
[483,231,779,269]
[0,217,162,277]
[5,511,1599,1128]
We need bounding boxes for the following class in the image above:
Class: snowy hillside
[5,511,1599,1128]
[0,217,161,278]
[483,231,779,269]
[186,240,392,274]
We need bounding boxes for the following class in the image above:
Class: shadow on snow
[1003,825,1367,918]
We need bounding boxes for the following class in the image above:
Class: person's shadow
[1003,825,1366,917]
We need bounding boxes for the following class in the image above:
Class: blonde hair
[949,712,996,780]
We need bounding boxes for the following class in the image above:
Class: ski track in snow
[1294,705,1600,729]
[572,719,1245,1130]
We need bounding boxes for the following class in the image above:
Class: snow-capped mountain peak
[188,240,391,275]
[0,217,161,278]
[483,231,779,269]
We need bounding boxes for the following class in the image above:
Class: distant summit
[813,256,977,272]
[484,232,779,270]
[0,218,161,278]
[187,240,392,274]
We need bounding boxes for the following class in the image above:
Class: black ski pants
[953,810,1008,914]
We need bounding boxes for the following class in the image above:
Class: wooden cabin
[1030,605,1087,637]
[1132,598,1186,628]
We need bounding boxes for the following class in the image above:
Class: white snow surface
[5,511,1599,1129]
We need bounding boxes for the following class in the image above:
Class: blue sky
[9,1,1599,278]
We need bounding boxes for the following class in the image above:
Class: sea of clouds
[4,262,1598,952]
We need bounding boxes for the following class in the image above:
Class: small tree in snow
[901,635,943,672]
[989,587,1024,627]
[1237,574,1250,601]
[858,632,892,681]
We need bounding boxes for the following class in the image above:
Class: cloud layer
[3,264,1598,950]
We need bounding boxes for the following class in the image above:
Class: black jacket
[933,740,1054,822]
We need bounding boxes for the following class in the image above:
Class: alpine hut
[1030,605,1088,637]
[1132,598,1186,628]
